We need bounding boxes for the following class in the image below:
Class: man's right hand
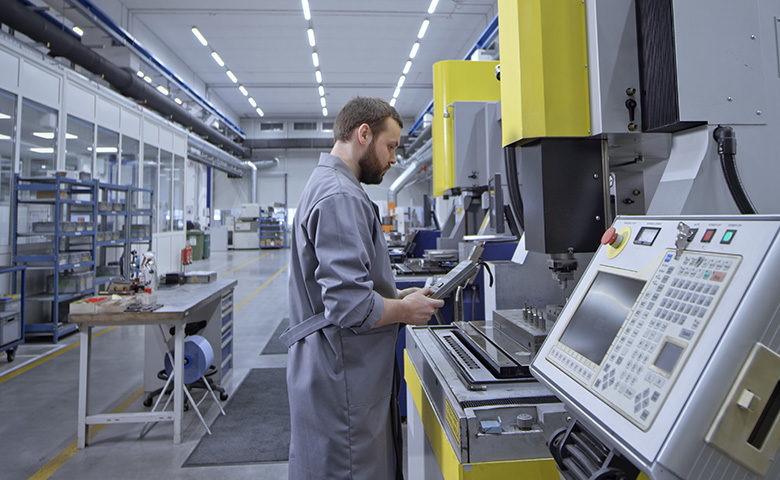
[401,287,445,325]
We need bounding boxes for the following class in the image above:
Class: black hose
[713,126,756,214]
[503,146,525,232]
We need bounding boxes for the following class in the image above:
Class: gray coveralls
[282,153,402,480]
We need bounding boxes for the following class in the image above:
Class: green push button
[720,230,736,244]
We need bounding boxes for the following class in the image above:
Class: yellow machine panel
[497,0,591,146]
[432,60,500,197]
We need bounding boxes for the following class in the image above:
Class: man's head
[333,97,402,184]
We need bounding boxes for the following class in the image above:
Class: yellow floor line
[0,326,117,385]
[234,263,289,313]
[29,386,145,480]
[222,251,271,275]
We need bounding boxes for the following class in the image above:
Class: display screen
[654,341,684,375]
[559,272,646,365]
[634,227,661,246]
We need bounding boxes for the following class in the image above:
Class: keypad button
[681,328,694,340]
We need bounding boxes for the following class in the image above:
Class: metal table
[69,279,237,448]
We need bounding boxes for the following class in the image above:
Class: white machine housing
[532,215,780,479]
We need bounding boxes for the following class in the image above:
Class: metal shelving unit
[129,186,154,248]
[12,175,97,343]
[96,183,129,288]
[0,265,26,362]
[259,211,286,249]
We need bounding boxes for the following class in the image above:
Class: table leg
[173,321,184,444]
[77,326,92,448]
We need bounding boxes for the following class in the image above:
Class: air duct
[388,140,432,206]
[0,0,249,158]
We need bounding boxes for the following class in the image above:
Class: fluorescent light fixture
[427,0,440,14]
[315,70,322,83]
[30,147,54,154]
[393,86,401,98]
[87,147,119,153]
[256,107,264,117]
[0,134,11,140]
[213,120,220,128]
[174,97,183,105]
[397,75,406,88]
[191,27,208,46]
[248,97,257,108]
[143,75,152,83]
[307,28,316,47]
[312,52,319,67]
[136,70,144,78]
[409,42,420,59]
[210,51,225,67]
[239,85,248,96]
[403,60,412,75]
[156,85,169,95]
[301,0,311,20]
[417,19,430,39]
[33,131,55,139]
[226,70,238,83]
[66,133,77,139]
[72,26,84,37]
[318,85,324,96]
[322,107,328,117]
[320,97,326,108]
[389,98,397,107]
[0,113,9,120]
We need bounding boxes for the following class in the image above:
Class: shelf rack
[0,265,26,362]
[95,182,129,288]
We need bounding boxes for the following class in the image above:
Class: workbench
[69,279,237,448]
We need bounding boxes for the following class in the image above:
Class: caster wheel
[6,348,15,362]
[220,392,229,401]
[143,398,153,407]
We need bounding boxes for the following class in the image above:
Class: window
[142,144,158,232]
[260,122,284,132]
[120,136,139,187]
[293,122,316,131]
[65,116,93,177]
[95,127,119,185]
[159,150,172,232]
[0,90,17,246]
[20,98,57,177]
[322,121,334,131]
[173,154,184,231]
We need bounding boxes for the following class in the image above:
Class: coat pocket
[340,326,397,408]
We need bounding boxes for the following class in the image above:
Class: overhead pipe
[388,140,433,206]
[253,158,280,171]
[0,0,249,158]
[187,133,248,177]
[244,161,257,203]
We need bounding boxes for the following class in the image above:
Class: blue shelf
[97,210,127,216]
[27,289,95,303]
[97,239,125,247]
[25,322,78,336]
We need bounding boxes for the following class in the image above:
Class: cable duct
[388,140,432,206]
[0,0,249,158]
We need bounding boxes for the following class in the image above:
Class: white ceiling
[90,0,497,124]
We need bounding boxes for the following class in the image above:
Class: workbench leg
[77,326,92,449]
[173,322,184,444]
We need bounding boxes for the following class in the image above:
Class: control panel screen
[654,341,684,375]
[559,272,646,365]
[634,227,661,246]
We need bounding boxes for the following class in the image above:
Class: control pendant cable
[713,126,757,214]
[503,145,525,232]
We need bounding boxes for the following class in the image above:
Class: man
[282,97,444,480]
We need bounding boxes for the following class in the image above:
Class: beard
[358,140,386,185]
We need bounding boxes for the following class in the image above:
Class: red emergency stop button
[601,227,619,246]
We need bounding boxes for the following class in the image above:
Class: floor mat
[183,367,289,466]
[260,318,288,355]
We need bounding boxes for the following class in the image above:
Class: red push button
[601,227,621,246]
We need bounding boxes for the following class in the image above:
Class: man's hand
[400,288,444,326]
[397,287,420,299]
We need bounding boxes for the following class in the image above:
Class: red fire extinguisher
[182,242,193,266]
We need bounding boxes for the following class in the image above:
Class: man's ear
[356,123,372,146]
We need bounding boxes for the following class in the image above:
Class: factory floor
[0,249,294,479]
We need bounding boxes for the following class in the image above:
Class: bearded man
[282,97,444,479]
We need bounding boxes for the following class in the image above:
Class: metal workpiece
[405,326,564,464]
[493,309,548,355]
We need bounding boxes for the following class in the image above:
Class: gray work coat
[283,153,402,480]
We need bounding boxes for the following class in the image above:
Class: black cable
[503,146,525,232]
[713,126,756,214]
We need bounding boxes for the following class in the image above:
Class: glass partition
[159,150,172,232]
[0,90,17,246]
[19,99,57,177]
[65,116,94,178]
[120,136,139,187]
[95,127,119,185]
[142,144,158,211]
[173,154,184,231]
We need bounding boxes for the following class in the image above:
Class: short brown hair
[333,97,403,142]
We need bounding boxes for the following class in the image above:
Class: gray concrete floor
[0,248,293,479]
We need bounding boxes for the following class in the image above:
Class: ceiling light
[191,27,208,46]
[318,85,324,96]
[156,85,169,95]
[307,28,316,47]
[66,133,77,139]
[389,98,397,107]
[239,85,248,96]
[226,70,238,83]
[213,120,220,128]
[174,97,183,105]
[136,70,144,78]
[301,0,311,20]
[143,75,152,83]
[72,26,84,37]
[403,60,412,75]
[427,0,440,15]
[409,42,420,59]
[30,147,54,154]
[393,86,401,98]
[320,97,326,108]
[248,97,257,108]
[96,147,118,153]
[210,51,225,67]
[322,107,328,117]
[312,52,319,68]
[256,107,264,117]
[33,131,55,139]
[397,75,406,88]
[0,134,11,140]
[0,113,9,120]
[417,19,430,39]
[315,70,322,84]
